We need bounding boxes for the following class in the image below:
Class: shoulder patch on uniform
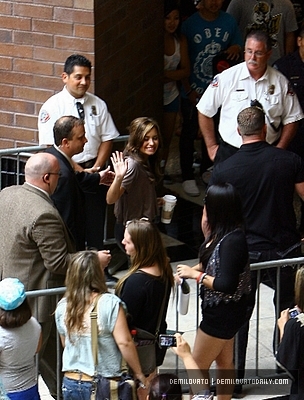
[211,76,219,88]
[287,82,295,96]
[39,110,50,123]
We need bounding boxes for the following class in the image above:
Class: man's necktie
[76,102,85,120]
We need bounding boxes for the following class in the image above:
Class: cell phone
[159,334,177,347]
[289,307,299,318]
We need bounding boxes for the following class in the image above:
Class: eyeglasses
[125,217,149,227]
[244,49,267,58]
[47,171,62,177]
[76,102,85,120]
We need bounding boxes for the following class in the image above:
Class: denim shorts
[62,376,94,400]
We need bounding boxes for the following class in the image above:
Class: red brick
[14,87,54,103]
[0,112,14,125]
[0,71,33,87]
[34,47,71,63]
[13,3,53,19]
[0,139,15,150]
[54,8,93,24]
[0,126,36,142]
[0,56,12,70]
[0,84,14,98]
[0,16,31,31]
[55,36,94,53]
[11,0,33,3]
[34,75,64,92]
[74,0,93,10]
[16,138,39,147]
[0,2,12,14]
[14,59,54,75]
[0,98,35,114]
[74,24,94,39]
[0,43,33,58]
[0,29,12,43]
[33,0,73,6]
[13,31,53,47]
[16,114,38,129]
[33,19,73,36]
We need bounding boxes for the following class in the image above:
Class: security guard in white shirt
[38,54,119,283]
[197,30,304,164]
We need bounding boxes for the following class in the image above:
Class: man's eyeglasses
[47,171,62,177]
[244,49,267,58]
[125,217,149,227]
[76,102,85,120]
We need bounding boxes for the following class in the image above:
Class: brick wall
[0,0,163,147]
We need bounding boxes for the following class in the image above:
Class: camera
[288,307,300,318]
[159,334,177,347]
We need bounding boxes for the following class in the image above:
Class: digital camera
[289,307,300,318]
[159,334,177,347]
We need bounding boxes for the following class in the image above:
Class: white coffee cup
[161,195,177,224]
[177,279,190,315]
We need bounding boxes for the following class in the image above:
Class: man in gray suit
[0,152,111,398]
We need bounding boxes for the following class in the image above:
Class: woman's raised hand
[110,151,128,179]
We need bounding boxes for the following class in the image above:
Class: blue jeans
[62,377,94,400]
[7,384,40,400]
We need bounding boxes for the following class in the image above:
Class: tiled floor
[38,135,291,399]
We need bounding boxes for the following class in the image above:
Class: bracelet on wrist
[199,273,207,285]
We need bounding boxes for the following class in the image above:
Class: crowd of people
[1,0,304,399]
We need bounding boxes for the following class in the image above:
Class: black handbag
[90,295,137,400]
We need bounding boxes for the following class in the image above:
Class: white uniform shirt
[197,62,304,148]
[38,86,119,163]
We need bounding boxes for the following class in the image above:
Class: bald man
[0,153,110,399]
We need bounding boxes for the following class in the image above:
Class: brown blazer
[0,182,75,321]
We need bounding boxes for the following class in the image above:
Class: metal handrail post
[255,268,261,375]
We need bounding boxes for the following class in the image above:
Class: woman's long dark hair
[200,183,244,267]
